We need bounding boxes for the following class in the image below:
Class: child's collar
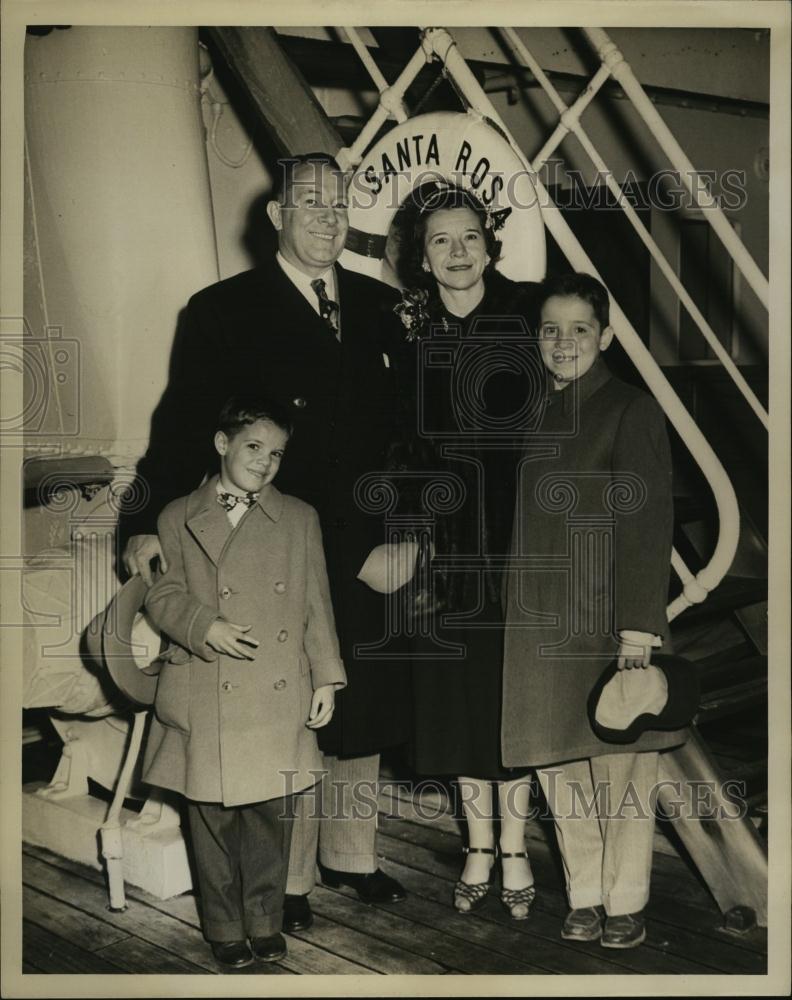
[547,357,612,414]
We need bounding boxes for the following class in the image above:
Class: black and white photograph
[1,1,789,995]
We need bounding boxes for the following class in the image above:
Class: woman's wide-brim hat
[83,576,164,707]
[587,653,700,745]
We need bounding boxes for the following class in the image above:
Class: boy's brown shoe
[560,905,606,941]
[601,911,646,949]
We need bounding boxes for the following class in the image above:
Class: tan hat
[588,654,700,744]
[84,576,165,707]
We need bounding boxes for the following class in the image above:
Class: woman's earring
[422,261,431,273]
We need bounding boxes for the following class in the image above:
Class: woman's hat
[587,653,700,745]
[84,576,165,707]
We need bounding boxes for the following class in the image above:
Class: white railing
[335,25,768,621]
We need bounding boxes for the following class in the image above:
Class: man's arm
[118,290,229,580]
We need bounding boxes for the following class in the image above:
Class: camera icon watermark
[416,313,545,440]
[0,318,80,440]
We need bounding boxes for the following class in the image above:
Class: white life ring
[340,111,546,285]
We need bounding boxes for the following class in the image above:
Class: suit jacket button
[274,581,286,594]
[277,629,288,642]
[274,679,287,691]
[221,681,232,692]
[220,587,231,600]
[293,397,307,408]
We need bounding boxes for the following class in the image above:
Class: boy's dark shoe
[320,865,407,904]
[210,940,254,968]
[560,905,606,941]
[601,911,646,949]
[250,933,288,963]
[282,894,313,932]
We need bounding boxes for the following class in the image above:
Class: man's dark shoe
[210,939,254,968]
[601,911,646,949]
[250,932,288,963]
[320,866,407,904]
[282,893,313,932]
[560,905,606,942]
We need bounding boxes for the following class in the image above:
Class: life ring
[340,110,546,285]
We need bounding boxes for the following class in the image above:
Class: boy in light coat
[143,395,346,968]
[502,273,681,949]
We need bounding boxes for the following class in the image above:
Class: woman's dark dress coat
[501,358,685,767]
[120,259,411,757]
[394,271,543,777]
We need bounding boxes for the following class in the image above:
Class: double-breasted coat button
[274,581,286,594]
[219,586,231,600]
[274,679,287,691]
[293,397,307,408]
[277,629,288,642]
[221,681,232,692]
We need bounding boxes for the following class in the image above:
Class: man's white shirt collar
[276,252,337,315]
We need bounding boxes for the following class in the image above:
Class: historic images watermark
[276,156,750,213]
[275,773,749,823]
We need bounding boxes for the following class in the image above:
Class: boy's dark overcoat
[122,260,410,756]
[142,478,346,807]
[501,359,686,767]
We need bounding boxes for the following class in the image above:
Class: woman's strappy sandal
[500,850,536,921]
[453,846,496,914]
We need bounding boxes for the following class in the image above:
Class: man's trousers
[286,753,380,894]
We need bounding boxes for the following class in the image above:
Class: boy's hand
[306,684,335,729]
[206,620,259,659]
[617,639,652,671]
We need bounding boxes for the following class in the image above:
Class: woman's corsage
[393,287,431,342]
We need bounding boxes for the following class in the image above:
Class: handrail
[418,27,739,620]
[582,27,769,312]
[336,42,428,170]
[501,27,769,431]
[341,27,408,123]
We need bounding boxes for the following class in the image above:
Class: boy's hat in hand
[84,576,165,707]
[587,653,700,745]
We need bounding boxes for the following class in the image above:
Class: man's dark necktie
[217,491,258,512]
[310,278,340,336]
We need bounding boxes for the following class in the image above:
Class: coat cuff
[310,657,347,691]
[619,629,662,647]
[187,604,220,661]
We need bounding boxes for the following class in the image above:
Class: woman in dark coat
[389,183,544,919]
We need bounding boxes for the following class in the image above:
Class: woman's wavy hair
[395,182,502,291]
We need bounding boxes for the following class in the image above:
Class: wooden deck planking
[20,793,767,978]
[377,817,767,974]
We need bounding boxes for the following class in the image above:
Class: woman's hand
[306,684,336,729]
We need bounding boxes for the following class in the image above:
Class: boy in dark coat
[144,396,346,968]
[502,273,682,949]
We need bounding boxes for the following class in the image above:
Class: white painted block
[23,782,194,900]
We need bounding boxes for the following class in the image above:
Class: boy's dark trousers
[187,794,295,942]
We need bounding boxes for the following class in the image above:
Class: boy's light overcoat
[143,476,346,806]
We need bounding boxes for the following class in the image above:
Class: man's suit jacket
[143,478,346,807]
[122,258,412,755]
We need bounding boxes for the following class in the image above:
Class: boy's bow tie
[217,491,259,512]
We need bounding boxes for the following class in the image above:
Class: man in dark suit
[122,154,410,930]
